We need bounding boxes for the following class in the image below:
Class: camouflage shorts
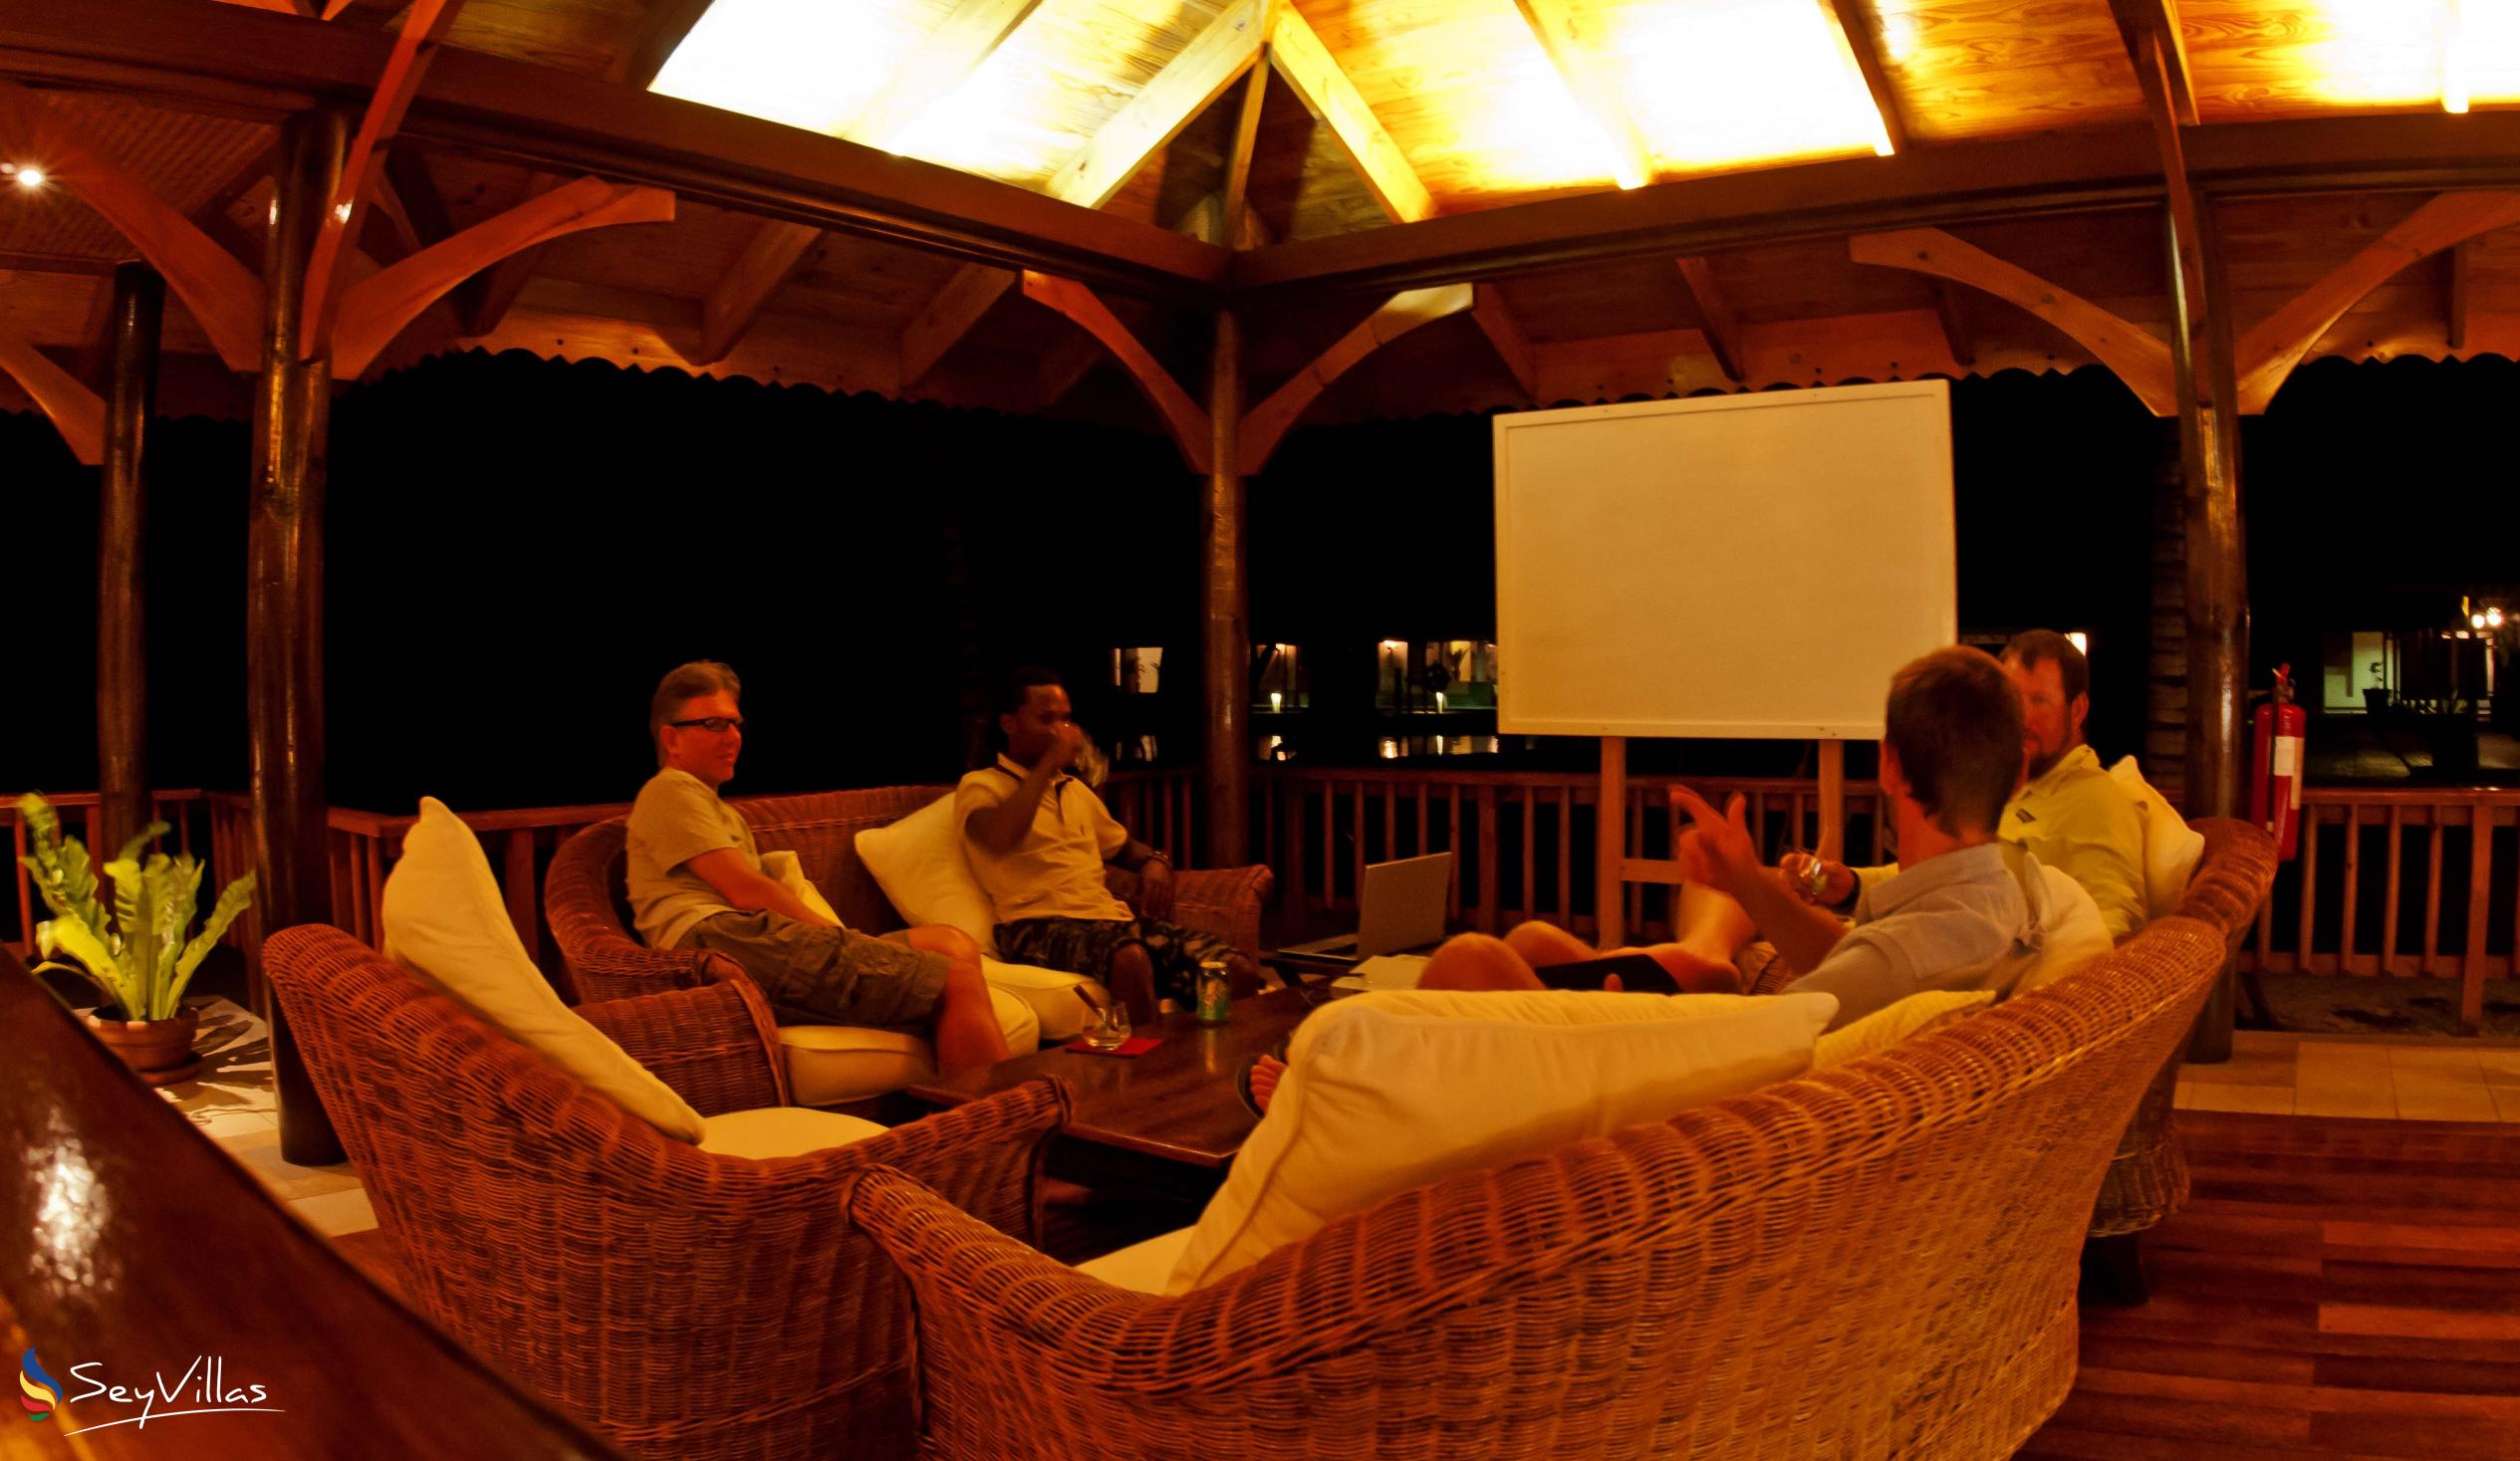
[995,915,1235,1008]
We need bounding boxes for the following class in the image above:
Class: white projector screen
[1493,381,1955,740]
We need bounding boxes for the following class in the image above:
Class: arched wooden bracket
[300,0,466,362]
[331,175,674,376]
[1020,270,1213,472]
[0,326,104,464]
[1237,283,1471,473]
[2232,189,2520,413]
[0,80,263,372]
[1850,226,2176,416]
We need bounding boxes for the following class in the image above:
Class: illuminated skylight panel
[886,46,1069,185]
[2462,0,2520,103]
[1597,0,1886,172]
[1453,62,1635,195]
[648,0,922,136]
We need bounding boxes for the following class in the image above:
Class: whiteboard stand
[1595,737,1845,949]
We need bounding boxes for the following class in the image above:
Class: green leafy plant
[16,792,255,1022]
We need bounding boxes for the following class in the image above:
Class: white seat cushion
[384,798,705,1142]
[2015,863,2115,994]
[1078,1227,1194,1295]
[2109,756,2207,920]
[775,984,1041,1105]
[855,795,1001,952]
[983,956,1103,1042]
[1813,989,1996,1069]
[697,1105,887,1158]
[1164,988,1839,1293]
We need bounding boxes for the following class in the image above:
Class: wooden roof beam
[1266,3,1431,223]
[1472,283,1537,398]
[300,0,465,362]
[1239,283,1470,471]
[1219,47,1270,241]
[333,174,674,375]
[0,324,102,463]
[1021,271,1210,471]
[1814,0,1907,154]
[2233,190,2520,411]
[1051,0,1265,209]
[2106,0,2198,127]
[1851,226,2175,414]
[2449,240,2474,352]
[697,0,1049,367]
[900,264,1015,386]
[1511,0,1651,190]
[1673,255,1744,381]
[1930,280,1974,367]
[0,80,263,370]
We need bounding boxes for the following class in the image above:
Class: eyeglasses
[665,716,745,734]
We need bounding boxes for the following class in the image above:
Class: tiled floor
[165,995,380,1239]
[2175,1028,2520,1121]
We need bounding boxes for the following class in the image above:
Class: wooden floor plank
[2028,1109,2520,1459]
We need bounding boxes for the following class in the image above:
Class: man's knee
[1109,942,1154,983]
[1420,932,1537,991]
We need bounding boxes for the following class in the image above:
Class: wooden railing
[23,772,2520,1033]
[4,789,214,957]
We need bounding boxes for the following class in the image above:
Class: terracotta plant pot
[84,1004,202,1087]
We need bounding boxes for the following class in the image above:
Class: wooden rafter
[1472,283,1537,398]
[1673,256,1744,381]
[1020,271,1210,471]
[1219,48,1270,241]
[332,175,674,376]
[1050,0,1265,209]
[300,0,465,361]
[0,324,104,464]
[699,0,1049,367]
[1266,2,1431,223]
[1510,0,1651,190]
[1239,283,1471,472]
[1930,281,1975,367]
[901,266,1016,386]
[1814,0,1907,153]
[2105,0,2197,127]
[1851,226,2175,414]
[0,81,264,371]
[1036,327,1104,408]
[2233,190,2520,411]
[2449,240,2474,352]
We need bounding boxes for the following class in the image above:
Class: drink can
[1195,959,1232,1025]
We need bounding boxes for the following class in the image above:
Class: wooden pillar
[1201,309,1250,868]
[97,263,162,855]
[2162,200,2248,820]
[253,111,347,1165]
[2144,422,2187,806]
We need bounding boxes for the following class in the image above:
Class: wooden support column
[97,263,162,857]
[1203,310,1250,868]
[253,110,347,1166]
[1596,737,1626,945]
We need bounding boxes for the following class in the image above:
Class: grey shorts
[685,911,951,1029]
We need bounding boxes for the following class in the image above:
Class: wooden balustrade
[22,773,2517,1032]
[4,789,209,957]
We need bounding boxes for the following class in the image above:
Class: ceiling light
[2473,612,2487,628]
[2443,0,2471,112]
[12,164,46,189]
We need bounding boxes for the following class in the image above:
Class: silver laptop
[1281,852,1454,962]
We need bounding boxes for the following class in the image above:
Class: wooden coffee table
[905,983,1328,1201]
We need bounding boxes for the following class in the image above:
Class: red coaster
[1063,1034,1162,1057]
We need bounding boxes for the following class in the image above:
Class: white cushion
[2015,865,2114,993]
[697,1105,887,1158]
[983,956,1103,1042]
[1163,988,1838,1293]
[761,850,844,925]
[774,984,1041,1104]
[2109,756,2207,920]
[383,799,706,1143]
[1813,989,1995,1069]
[1078,1227,1194,1295]
[855,795,1000,952]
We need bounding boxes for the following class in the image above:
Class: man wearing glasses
[625,660,1009,1075]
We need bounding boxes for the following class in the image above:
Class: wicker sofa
[263,921,1070,1461]
[843,824,2277,1461]
[545,784,1274,1058]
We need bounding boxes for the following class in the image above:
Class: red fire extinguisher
[2250,664,2307,860]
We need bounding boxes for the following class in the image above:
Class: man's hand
[1134,858,1174,919]
[1670,785,1763,897]
[1779,852,1856,907]
[1038,722,1086,773]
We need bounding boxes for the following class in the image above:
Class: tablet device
[1531,952,1679,995]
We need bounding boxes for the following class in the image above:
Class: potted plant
[16,792,255,1086]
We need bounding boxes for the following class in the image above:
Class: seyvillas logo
[18,1349,59,1420]
[19,1349,282,1436]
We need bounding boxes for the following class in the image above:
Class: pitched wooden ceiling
[4,0,2520,434]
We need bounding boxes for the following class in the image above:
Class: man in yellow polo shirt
[1996,630,2146,941]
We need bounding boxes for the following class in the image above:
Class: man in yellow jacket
[1995,629,2147,941]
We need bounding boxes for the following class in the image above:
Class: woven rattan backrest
[734,786,957,933]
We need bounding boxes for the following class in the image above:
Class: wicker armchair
[261,922,1070,1461]
[849,901,2240,1460]
[546,785,1274,1006]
